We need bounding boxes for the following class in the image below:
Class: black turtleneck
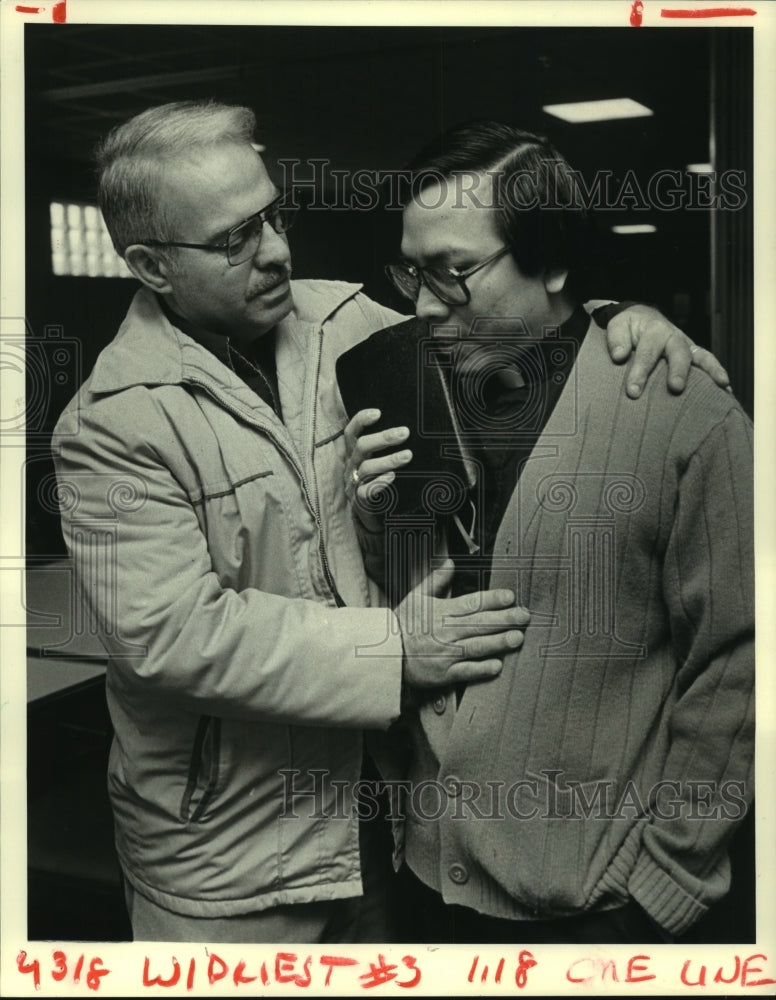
[449,305,589,598]
[158,296,282,419]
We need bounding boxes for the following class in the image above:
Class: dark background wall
[24,25,753,557]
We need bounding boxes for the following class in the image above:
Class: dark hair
[405,120,593,283]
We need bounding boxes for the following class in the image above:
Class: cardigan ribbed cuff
[353,513,385,554]
[628,850,709,937]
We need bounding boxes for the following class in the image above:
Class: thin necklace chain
[227,341,280,414]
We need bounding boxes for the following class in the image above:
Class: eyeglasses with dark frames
[385,245,511,306]
[141,192,295,266]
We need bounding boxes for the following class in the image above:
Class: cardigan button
[443,774,462,797]
[433,695,447,715]
[448,862,469,885]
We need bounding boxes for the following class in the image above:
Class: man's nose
[414,282,450,322]
[252,221,291,269]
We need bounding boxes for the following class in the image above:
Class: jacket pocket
[180,715,222,823]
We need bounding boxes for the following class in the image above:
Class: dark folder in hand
[335,317,470,518]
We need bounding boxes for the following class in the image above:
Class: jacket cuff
[342,606,404,726]
[628,850,708,936]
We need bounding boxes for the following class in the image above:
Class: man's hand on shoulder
[595,301,731,399]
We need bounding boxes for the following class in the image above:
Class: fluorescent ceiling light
[611,224,657,235]
[543,98,654,123]
[686,162,714,173]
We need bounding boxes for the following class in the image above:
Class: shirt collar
[520,304,589,384]
[157,295,232,367]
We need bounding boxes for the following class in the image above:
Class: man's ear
[544,267,569,294]
[124,244,174,293]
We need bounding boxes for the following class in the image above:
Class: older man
[347,121,753,944]
[53,101,724,944]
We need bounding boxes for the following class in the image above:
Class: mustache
[246,265,292,301]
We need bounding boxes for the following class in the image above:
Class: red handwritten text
[17,950,110,991]
[359,954,421,989]
[321,955,359,987]
[468,951,537,989]
[680,954,775,988]
[567,954,655,985]
[141,952,422,990]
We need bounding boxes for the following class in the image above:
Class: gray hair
[95,100,257,257]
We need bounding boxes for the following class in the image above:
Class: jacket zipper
[304,328,345,607]
[184,375,343,606]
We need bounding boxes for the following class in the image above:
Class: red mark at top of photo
[14,1,66,20]
[661,5,756,15]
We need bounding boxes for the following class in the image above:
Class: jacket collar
[89,279,364,396]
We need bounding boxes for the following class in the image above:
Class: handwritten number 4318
[17,950,110,991]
